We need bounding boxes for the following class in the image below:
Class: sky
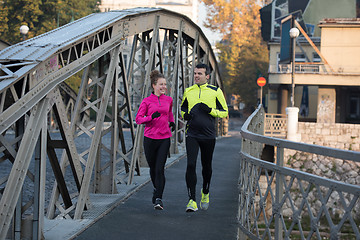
[198,2,222,45]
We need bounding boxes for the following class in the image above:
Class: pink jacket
[135,93,175,139]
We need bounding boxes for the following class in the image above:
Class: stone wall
[283,122,360,219]
[298,122,360,151]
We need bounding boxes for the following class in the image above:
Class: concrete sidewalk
[43,150,185,240]
[73,127,242,240]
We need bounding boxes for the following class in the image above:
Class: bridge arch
[0,8,225,238]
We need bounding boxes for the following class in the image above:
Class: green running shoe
[200,189,209,210]
[186,199,198,212]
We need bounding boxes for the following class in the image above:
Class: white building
[99,0,198,24]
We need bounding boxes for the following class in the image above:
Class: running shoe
[186,199,198,212]
[154,198,163,210]
[200,189,209,210]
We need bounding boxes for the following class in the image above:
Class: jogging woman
[135,70,175,210]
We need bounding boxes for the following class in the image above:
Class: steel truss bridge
[0,8,226,239]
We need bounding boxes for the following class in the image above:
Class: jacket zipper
[158,96,161,106]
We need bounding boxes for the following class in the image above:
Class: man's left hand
[199,103,211,114]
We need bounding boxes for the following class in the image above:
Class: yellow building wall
[320,26,360,73]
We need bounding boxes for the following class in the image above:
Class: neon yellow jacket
[181,83,228,138]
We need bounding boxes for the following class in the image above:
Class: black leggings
[185,136,216,201]
[143,136,170,200]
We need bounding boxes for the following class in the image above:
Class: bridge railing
[239,105,360,239]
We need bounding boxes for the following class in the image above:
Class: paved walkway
[74,119,243,240]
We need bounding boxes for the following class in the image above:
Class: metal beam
[0,98,49,238]
[74,45,121,219]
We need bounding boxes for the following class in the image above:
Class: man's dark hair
[195,63,211,76]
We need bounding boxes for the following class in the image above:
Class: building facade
[99,0,198,23]
[260,0,360,124]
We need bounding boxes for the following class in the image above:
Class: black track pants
[143,136,170,200]
[185,136,216,201]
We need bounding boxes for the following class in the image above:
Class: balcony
[269,63,323,74]
[268,63,360,86]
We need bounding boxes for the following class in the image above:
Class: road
[74,117,243,240]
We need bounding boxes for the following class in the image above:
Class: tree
[0,0,43,43]
[200,0,269,112]
[0,4,9,35]
[0,0,100,44]
[0,0,100,92]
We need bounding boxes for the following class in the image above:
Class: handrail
[242,106,359,162]
[238,105,360,239]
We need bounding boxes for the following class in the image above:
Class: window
[295,53,306,62]
[277,52,288,73]
[306,24,315,37]
[313,53,321,62]
[276,52,281,72]
[350,96,360,119]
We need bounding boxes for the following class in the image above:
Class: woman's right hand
[151,111,161,119]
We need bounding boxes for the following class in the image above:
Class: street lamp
[286,27,300,142]
[20,25,29,41]
[289,27,299,107]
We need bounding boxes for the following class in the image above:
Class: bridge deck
[52,119,243,240]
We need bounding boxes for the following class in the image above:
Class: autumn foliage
[200,0,269,111]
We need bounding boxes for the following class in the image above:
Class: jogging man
[181,63,228,212]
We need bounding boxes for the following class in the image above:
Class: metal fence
[239,105,360,239]
[264,113,287,138]
[268,64,322,74]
